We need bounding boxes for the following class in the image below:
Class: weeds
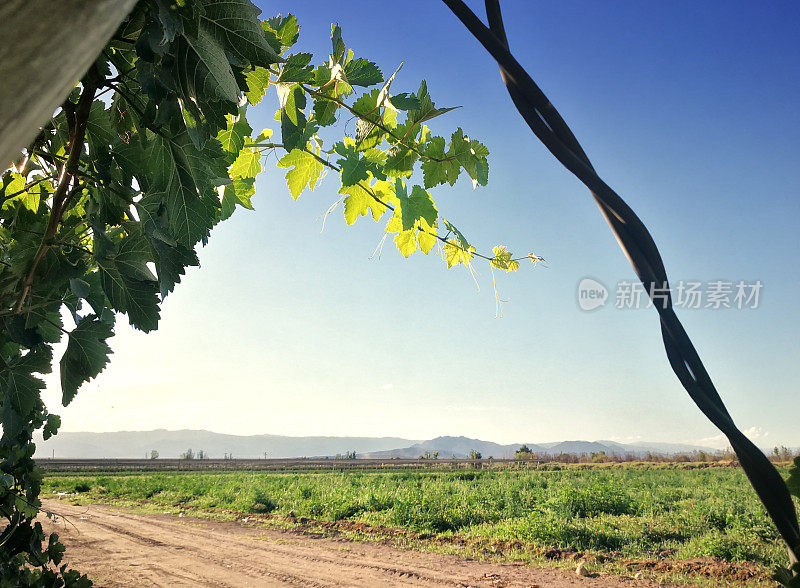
[43,467,793,570]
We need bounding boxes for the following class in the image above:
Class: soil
[40,499,658,588]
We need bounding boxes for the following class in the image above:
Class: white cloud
[608,435,643,443]
[692,433,727,449]
[693,426,771,450]
[744,426,770,440]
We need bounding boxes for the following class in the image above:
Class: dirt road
[41,500,649,587]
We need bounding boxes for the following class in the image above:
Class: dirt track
[41,500,651,587]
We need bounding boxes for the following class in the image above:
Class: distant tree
[469,449,482,459]
[196,449,206,459]
[432,451,439,460]
[180,448,195,460]
[515,445,535,460]
[149,450,159,460]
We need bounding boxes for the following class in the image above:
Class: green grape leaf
[279,83,314,151]
[448,128,489,188]
[383,146,418,178]
[0,173,41,213]
[340,177,391,224]
[42,413,61,441]
[490,245,519,272]
[69,278,92,300]
[177,22,240,104]
[313,93,339,127]
[421,135,460,188]
[86,102,119,157]
[444,219,470,250]
[60,317,114,405]
[0,348,51,439]
[96,236,160,332]
[396,181,437,231]
[153,0,183,42]
[229,147,262,179]
[0,370,44,424]
[110,91,136,138]
[11,345,53,376]
[244,66,271,106]
[351,89,395,149]
[220,177,256,220]
[142,134,222,247]
[394,229,417,258]
[417,219,437,254]
[150,237,199,298]
[278,53,314,83]
[344,58,382,87]
[277,148,323,200]
[406,80,459,128]
[247,128,273,145]
[2,362,46,420]
[335,140,381,186]
[443,240,475,268]
[388,92,421,111]
[330,24,346,65]
[358,108,396,151]
[200,0,283,67]
[217,115,253,157]
[262,14,299,53]
[25,309,64,344]
[352,88,379,116]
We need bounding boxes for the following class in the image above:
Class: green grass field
[43,464,795,581]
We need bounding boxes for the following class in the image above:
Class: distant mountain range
[360,436,714,459]
[33,430,419,459]
[33,430,717,459]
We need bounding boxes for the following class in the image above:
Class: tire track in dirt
[41,500,653,587]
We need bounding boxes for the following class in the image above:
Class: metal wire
[441,0,799,564]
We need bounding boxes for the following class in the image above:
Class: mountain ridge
[33,430,719,459]
[360,436,718,459]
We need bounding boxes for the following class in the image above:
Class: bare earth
[40,499,653,588]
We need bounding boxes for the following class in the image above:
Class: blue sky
[43,1,800,448]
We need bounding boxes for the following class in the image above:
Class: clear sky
[42,1,800,448]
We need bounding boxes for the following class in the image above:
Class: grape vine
[0,1,538,583]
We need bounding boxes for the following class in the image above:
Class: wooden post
[0,0,137,168]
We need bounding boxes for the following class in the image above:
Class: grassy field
[43,463,795,583]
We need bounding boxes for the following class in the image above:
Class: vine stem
[13,67,100,314]
[255,142,533,266]
[299,83,457,164]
